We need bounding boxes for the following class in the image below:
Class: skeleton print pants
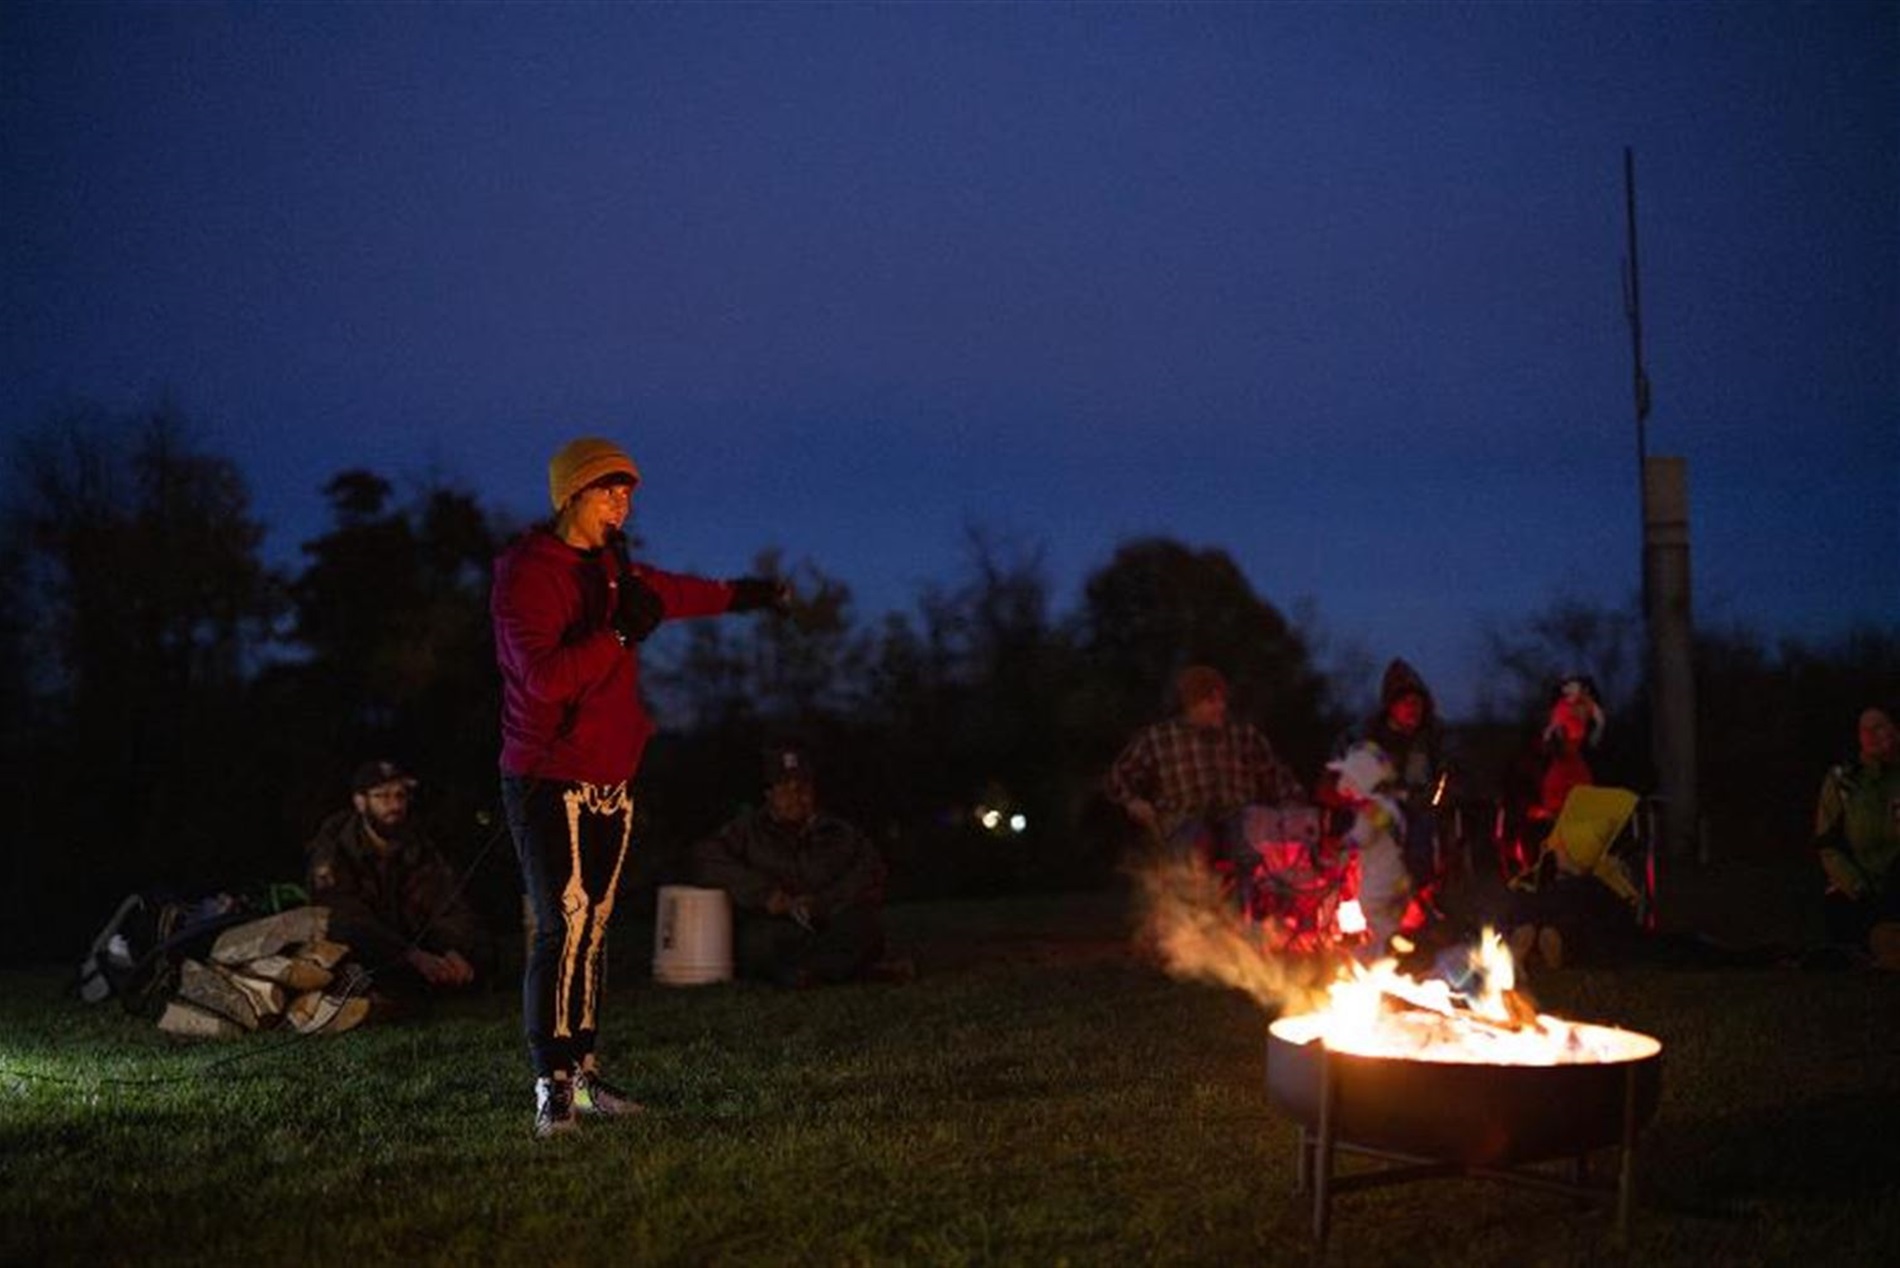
[503,775,636,1079]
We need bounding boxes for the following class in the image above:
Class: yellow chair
[1546,785,1645,909]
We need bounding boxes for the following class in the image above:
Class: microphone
[604,525,633,571]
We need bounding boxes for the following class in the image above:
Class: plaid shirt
[1106,718,1307,834]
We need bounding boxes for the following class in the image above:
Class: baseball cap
[351,759,417,795]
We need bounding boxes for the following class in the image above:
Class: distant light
[978,808,1001,831]
[1008,813,1027,834]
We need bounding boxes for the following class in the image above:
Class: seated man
[691,745,897,988]
[304,759,494,997]
[1104,665,1309,895]
[1812,707,1900,969]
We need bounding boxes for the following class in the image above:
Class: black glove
[728,576,791,614]
[612,571,665,644]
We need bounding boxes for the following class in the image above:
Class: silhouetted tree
[2,403,283,955]
[1477,594,1643,721]
[1463,594,1651,802]
[1696,621,1900,857]
[635,553,875,894]
[0,535,39,961]
[14,395,1887,969]
[272,470,509,920]
[1074,537,1334,782]
[1471,595,1899,859]
[857,532,1091,895]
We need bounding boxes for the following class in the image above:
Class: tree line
[4,404,1891,964]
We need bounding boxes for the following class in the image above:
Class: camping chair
[1515,785,1656,929]
[1238,804,1353,953]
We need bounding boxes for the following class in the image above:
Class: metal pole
[1624,146,1651,570]
[1624,148,1700,862]
[1615,1061,1640,1245]
[1645,459,1701,861]
[1314,1048,1337,1252]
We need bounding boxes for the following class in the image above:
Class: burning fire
[1139,857,1659,1067]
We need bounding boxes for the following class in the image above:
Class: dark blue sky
[4,3,1894,718]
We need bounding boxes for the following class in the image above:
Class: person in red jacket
[492,435,787,1139]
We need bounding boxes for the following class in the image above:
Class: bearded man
[304,759,493,996]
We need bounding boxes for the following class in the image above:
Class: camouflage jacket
[304,810,492,970]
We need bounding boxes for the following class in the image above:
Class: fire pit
[1138,859,1665,1253]
[1266,1011,1662,1250]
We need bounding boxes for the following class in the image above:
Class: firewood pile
[156,905,370,1038]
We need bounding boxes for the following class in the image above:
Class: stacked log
[156,906,370,1038]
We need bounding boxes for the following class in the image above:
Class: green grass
[3,890,1897,1267]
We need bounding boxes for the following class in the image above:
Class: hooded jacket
[492,527,734,784]
[1359,658,1444,799]
[304,809,492,972]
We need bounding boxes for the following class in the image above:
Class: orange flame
[1136,856,1656,1066]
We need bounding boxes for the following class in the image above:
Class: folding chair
[1543,785,1655,926]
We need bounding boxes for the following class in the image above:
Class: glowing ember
[1140,857,1660,1067]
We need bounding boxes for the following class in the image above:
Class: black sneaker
[573,1067,643,1118]
[534,1075,578,1138]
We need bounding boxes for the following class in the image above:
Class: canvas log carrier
[76,890,262,1016]
[76,888,370,1036]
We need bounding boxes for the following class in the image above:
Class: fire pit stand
[1265,1021,1662,1256]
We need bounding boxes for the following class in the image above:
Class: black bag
[75,884,308,1017]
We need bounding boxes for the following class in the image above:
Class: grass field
[3,877,1897,1267]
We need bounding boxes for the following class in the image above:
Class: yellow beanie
[547,437,640,511]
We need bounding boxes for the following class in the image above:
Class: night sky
[4,3,1894,719]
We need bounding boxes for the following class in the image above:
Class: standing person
[304,758,493,1001]
[492,436,788,1138]
[1812,706,1900,968]
[1497,673,1605,874]
[1535,674,1605,826]
[691,743,901,988]
[1104,665,1309,888]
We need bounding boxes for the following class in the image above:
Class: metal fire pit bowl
[1265,1016,1663,1252]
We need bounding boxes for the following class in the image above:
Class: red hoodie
[492,528,734,784]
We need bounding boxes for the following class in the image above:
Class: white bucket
[652,885,733,986]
